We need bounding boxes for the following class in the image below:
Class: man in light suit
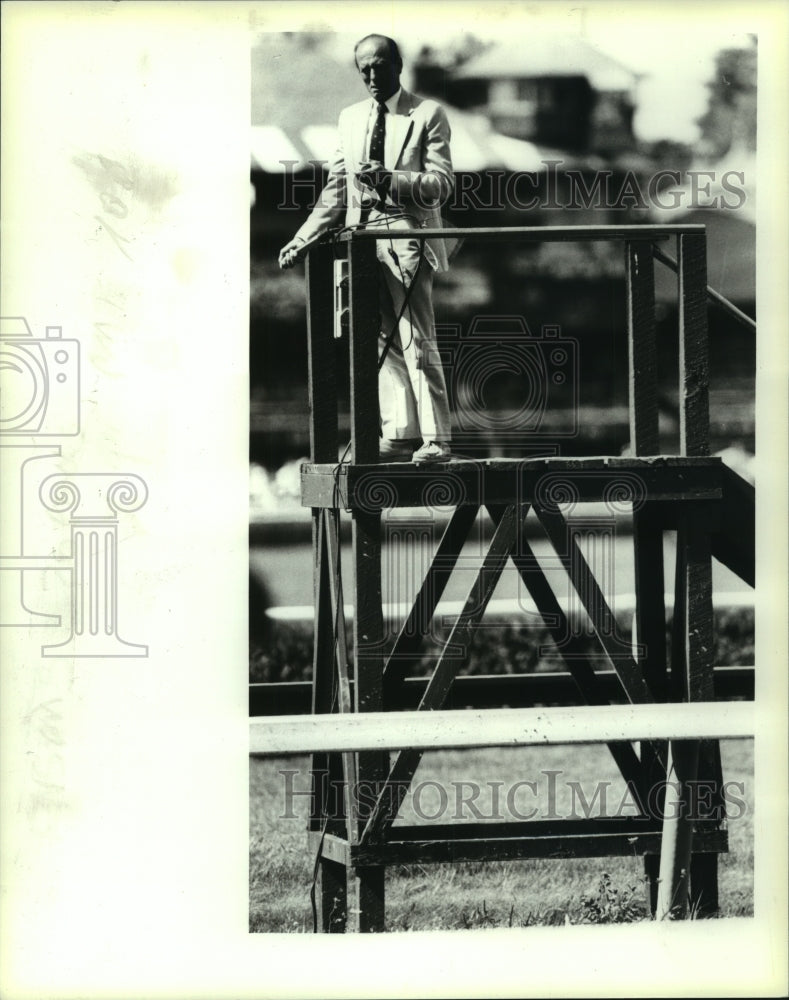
[279,34,454,463]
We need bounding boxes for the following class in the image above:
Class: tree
[696,39,757,158]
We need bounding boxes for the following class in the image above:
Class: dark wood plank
[487,503,650,811]
[631,502,670,907]
[343,224,703,244]
[625,240,659,454]
[658,505,716,918]
[348,236,380,464]
[533,503,652,704]
[350,867,386,933]
[691,852,719,917]
[680,508,715,704]
[383,504,480,704]
[678,232,710,457]
[301,457,725,509]
[305,242,338,463]
[680,506,719,915]
[315,856,348,933]
[324,508,359,839]
[351,506,387,929]
[632,507,668,702]
[712,463,755,587]
[656,739,701,919]
[362,504,526,841]
[309,511,341,832]
[348,826,727,867]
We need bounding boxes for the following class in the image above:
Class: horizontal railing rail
[337,223,706,243]
[250,700,754,755]
[652,244,756,332]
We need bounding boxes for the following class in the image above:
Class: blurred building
[415,33,639,157]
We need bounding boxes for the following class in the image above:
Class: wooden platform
[312,820,728,867]
[301,455,725,510]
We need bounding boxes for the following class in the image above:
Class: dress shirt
[365,87,402,164]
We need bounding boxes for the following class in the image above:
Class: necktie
[368,102,386,164]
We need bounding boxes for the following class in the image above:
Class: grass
[250,739,754,933]
[250,606,754,932]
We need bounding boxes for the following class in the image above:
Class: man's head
[354,34,402,103]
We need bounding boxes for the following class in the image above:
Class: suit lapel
[345,100,370,169]
[387,90,416,170]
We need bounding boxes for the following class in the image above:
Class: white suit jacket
[295,88,455,272]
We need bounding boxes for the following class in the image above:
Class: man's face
[356,39,402,103]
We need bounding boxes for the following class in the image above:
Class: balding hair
[354,34,403,68]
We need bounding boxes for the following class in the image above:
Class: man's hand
[357,160,392,199]
[278,237,306,270]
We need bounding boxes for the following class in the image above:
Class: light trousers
[375,224,452,444]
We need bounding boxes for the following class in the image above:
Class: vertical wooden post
[678,232,710,458]
[677,229,721,913]
[306,242,339,463]
[348,235,380,464]
[625,240,667,911]
[348,234,387,930]
[305,243,346,929]
[625,240,659,455]
[657,506,715,919]
[655,738,701,920]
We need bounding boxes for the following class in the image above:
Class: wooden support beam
[250,701,754,755]
[383,504,479,704]
[308,511,348,927]
[348,236,380,464]
[323,509,359,840]
[678,232,710,457]
[486,503,650,810]
[625,240,659,455]
[348,823,727,868]
[301,456,725,510]
[533,503,653,703]
[305,242,338,463]
[656,739,701,920]
[657,505,716,918]
[363,504,527,840]
[342,224,702,244]
[350,504,387,931]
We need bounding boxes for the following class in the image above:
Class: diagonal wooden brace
[486,503,651,812]
[533,503,652,704]
[383,504,479,704]
[362,503,526,842]
[323,508,359,838]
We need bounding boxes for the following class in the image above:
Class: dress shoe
[412,441,452,463]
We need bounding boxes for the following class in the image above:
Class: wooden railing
[252,223,755,931]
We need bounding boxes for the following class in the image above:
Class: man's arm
[388,101,453,210]
[279,139,347,269]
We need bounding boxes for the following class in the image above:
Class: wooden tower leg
[309,512,349,931]
[305,242,346,932]
[656,738,701,919]
[657,506,715,919]
[348,235,387,932]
